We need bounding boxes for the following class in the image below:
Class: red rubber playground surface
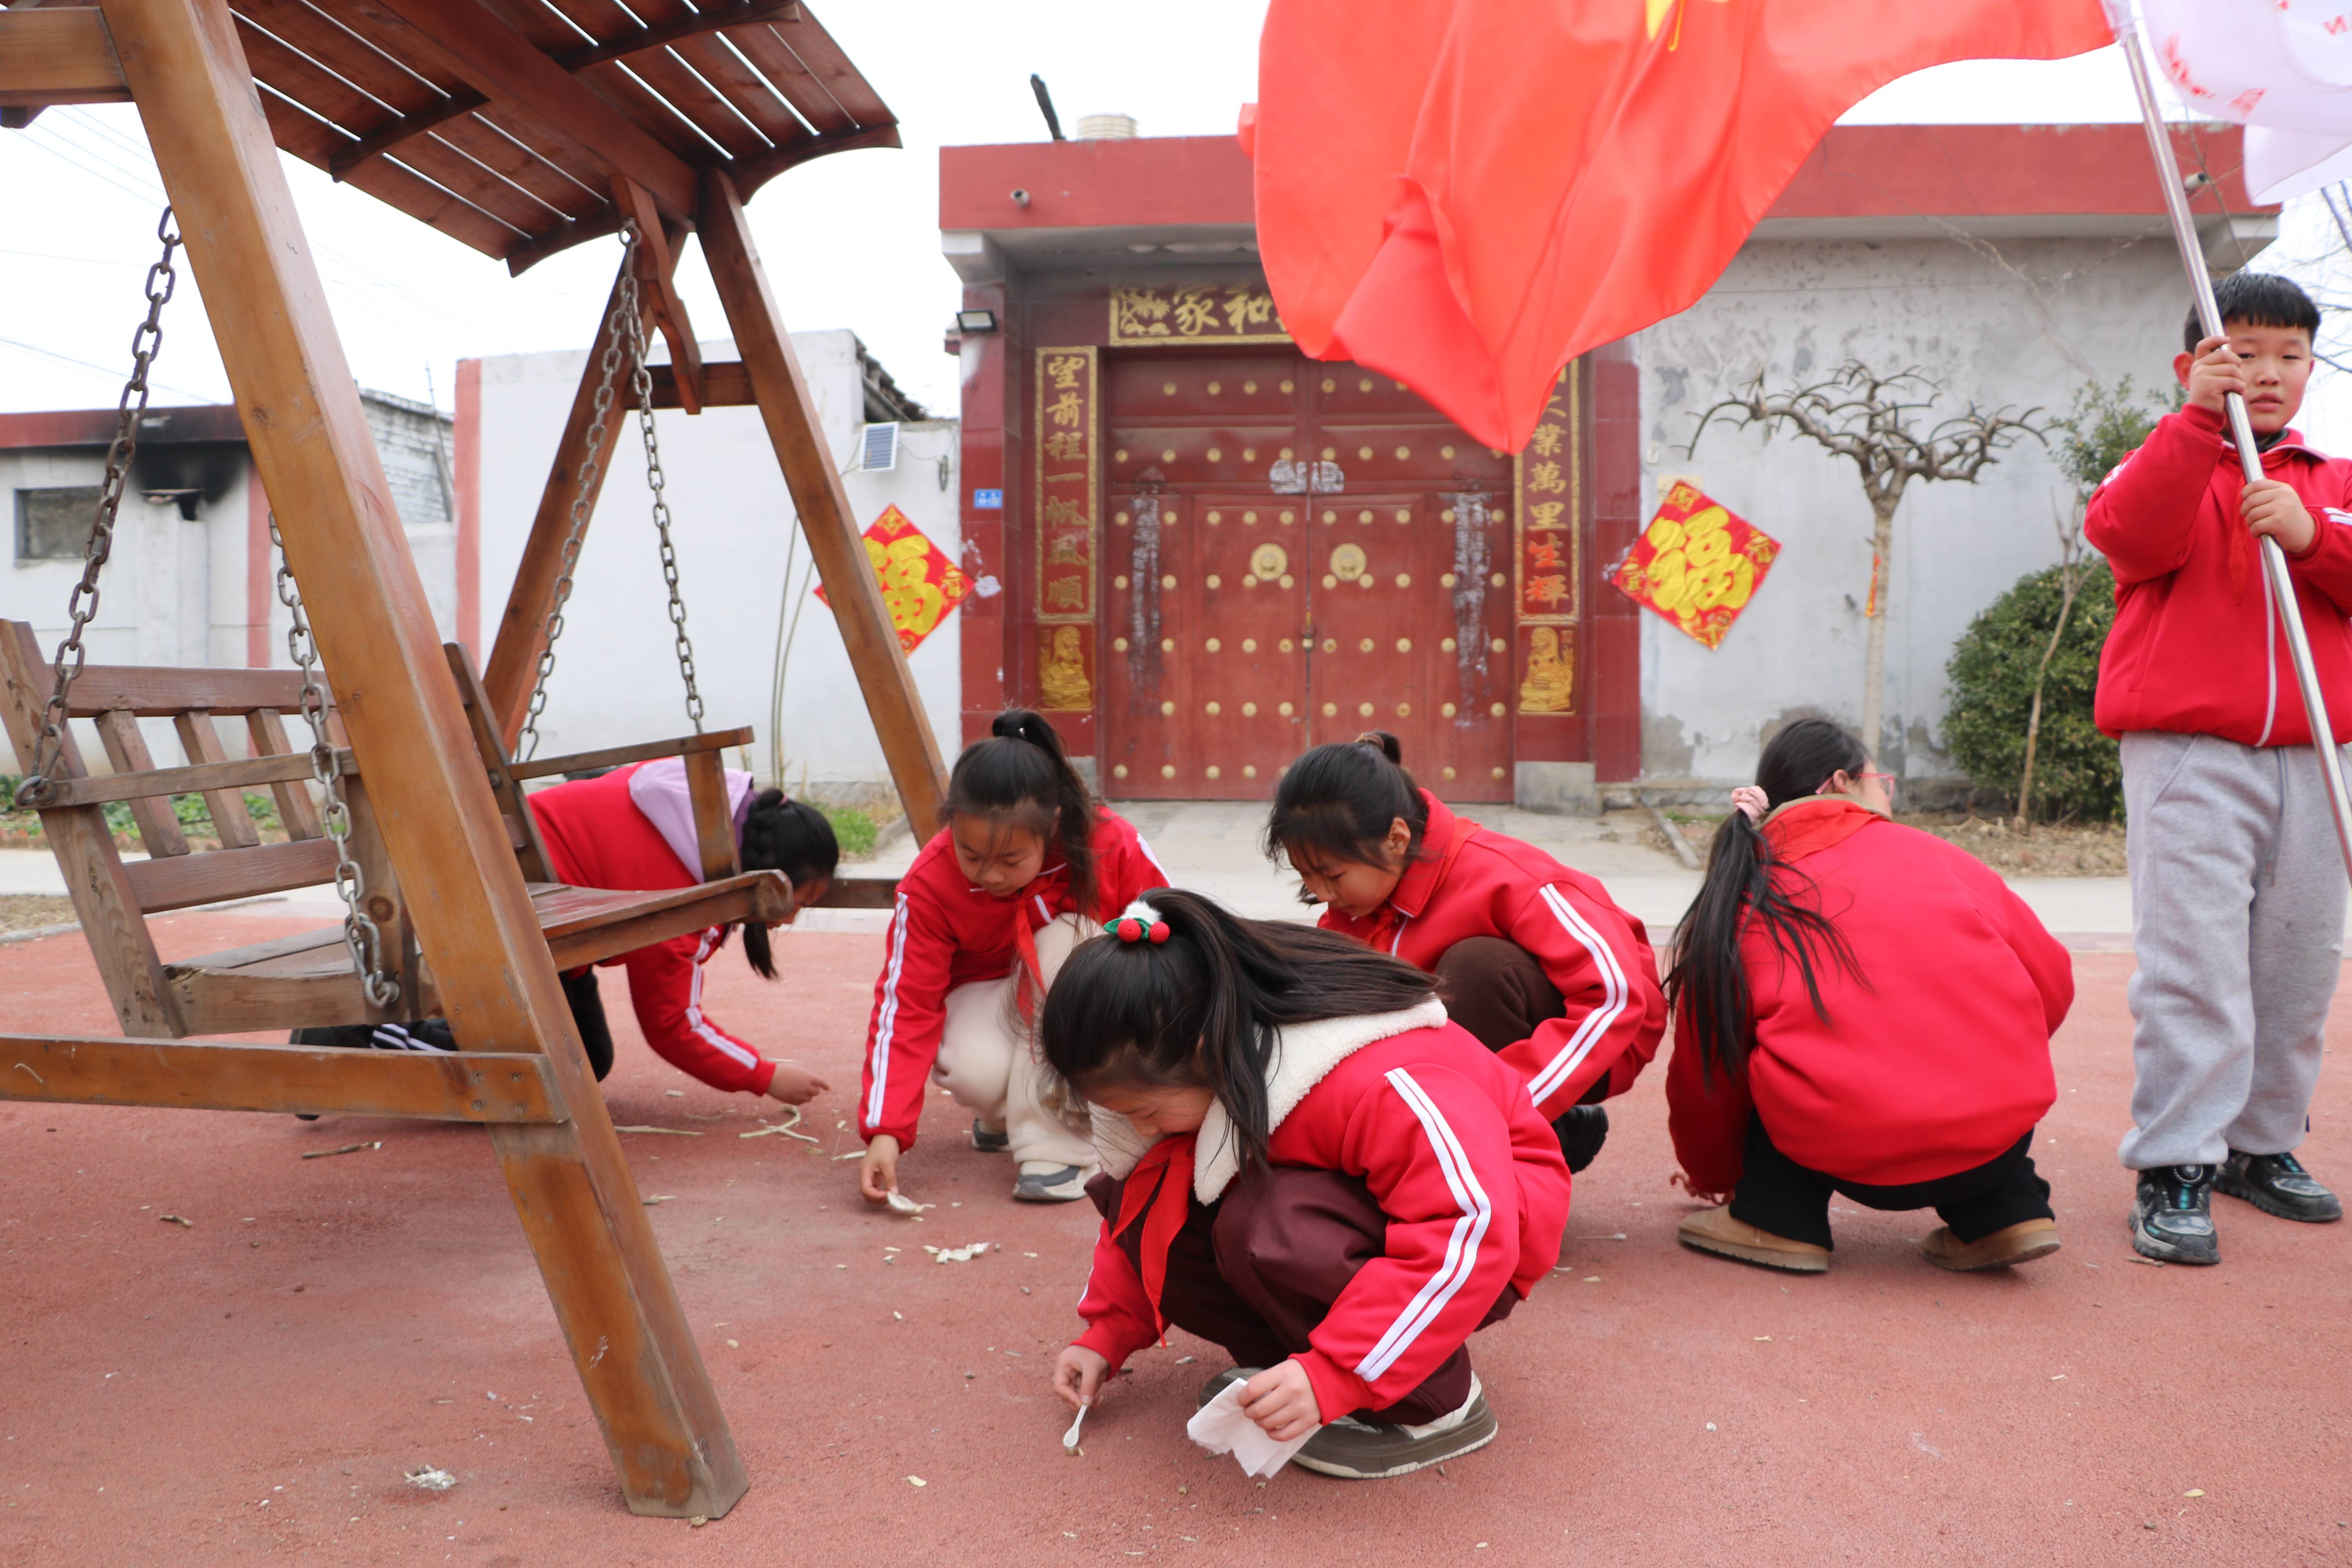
[5,910,2352,1566]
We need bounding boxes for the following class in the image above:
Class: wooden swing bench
[0,621,799,1040]
[1,0,942,1520]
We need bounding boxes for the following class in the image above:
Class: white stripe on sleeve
[1522,884,1628,1106]
[1133,831,1171,883]
[864,893,913,1127]
[682,927,759,1072]
[1354,1067,1493,1385]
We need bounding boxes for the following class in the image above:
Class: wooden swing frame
[0,0,942,1519]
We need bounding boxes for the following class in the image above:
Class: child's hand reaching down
[2243,478,2318,554]
[764,1062,829,1106]
[1238,1360,1322,1442]
[858,1135,901,1205]
[1053,1346,1110,1412]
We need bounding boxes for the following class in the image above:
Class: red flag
[1251,0,2113,451]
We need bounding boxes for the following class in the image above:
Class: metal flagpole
[2116,22,2352,887]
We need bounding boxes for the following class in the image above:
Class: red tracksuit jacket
[858,812,1167,1148]
[1665,799,2072,1192]
[1073,1005,1571,1420]
[2086,404,2352,746]
[1318,792,1665,1117]
[527,764,774,1096]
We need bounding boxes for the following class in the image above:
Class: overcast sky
[4,15,2333,437]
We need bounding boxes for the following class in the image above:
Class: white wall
[1634,235,2190,792]
[473,330,961,793]
[1,393,456,775]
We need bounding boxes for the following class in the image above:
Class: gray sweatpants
[2119,732,2348,1170]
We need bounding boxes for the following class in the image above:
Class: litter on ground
[405,1467,457,1492]
[922,1242,991,1263]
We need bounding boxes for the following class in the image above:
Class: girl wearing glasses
[1666,718,2074,1272]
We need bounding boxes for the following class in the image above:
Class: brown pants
[1089,1163,1514,1425]
[1434,936,1611,1106]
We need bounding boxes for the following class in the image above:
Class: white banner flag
[2136,0,2352,202]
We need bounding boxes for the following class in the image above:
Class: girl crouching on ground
[1046,889,1571,1480]
[1666,719,2074,1272]
[1267,733,1664,1172]
[857,711,1167,1205]
[523,757,838,1099]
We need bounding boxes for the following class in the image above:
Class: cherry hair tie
[1104,897,1171,944]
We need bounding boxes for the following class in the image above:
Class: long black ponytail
[737,791,838,980]
[945,709,1100,915]
[1664,717,1869,1085]
[1039,888,1437,1177]
[1264,731,1432,894]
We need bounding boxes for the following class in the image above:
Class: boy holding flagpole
[2087,273,2352,1263]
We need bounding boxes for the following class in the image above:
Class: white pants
[932,915,1096,1171]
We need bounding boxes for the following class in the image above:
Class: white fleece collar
[1089,998,1449,1204]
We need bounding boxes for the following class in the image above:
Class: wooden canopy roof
[4,0,896,272]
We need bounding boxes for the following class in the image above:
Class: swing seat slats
[19,746,356,811]
[0,622,805,1041]
[506,727,747,783]
[0,1031,568,1123]
[128,834,343,913]
[163,875,794,1034]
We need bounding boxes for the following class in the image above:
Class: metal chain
[517,229,642,761]
[624,282,705,731]
[271,515,401,1009]
[16,209,180,807]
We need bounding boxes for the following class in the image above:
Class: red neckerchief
[1359,793,1477,954]
[1759,797,1883,863]
[1111,1134,1197,1339]
[996,858,1074,1024]
[1012,916,1046,1024]
[2209,425,2318,605]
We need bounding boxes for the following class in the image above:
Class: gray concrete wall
[1634,234,2190,798]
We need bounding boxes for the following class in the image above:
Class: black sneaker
[1552,1104,1608,1174]
[2131,1165,2220,1265]
[2217,1151,2343,1223]
[971,1118,1011,1154]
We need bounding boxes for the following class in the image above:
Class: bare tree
[2014,496,2089,832]
[1691,362,2049,755]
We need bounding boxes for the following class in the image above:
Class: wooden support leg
[102,0,745,1517]
[479,254,650,747]
[699,169,949,838]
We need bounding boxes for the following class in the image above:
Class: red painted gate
[1100,351,1516,800]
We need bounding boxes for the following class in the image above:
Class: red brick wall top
[939,123,2265,233]
[0,405,247,450]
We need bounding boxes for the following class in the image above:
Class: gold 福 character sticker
[1606,483,1780,651]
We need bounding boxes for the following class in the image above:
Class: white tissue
[1184,1381,1320,1479]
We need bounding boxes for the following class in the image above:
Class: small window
[15,487,101,562]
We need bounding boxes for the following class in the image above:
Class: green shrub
[815,800,880,860]
[1944,559,2121,822]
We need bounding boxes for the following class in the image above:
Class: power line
[0,335,220,402]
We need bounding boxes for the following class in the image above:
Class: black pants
[1089,1165,1514,1425]
[1728,1116,2053,1250]
[1433,937,1610,1106]
[290,967,615,1082]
